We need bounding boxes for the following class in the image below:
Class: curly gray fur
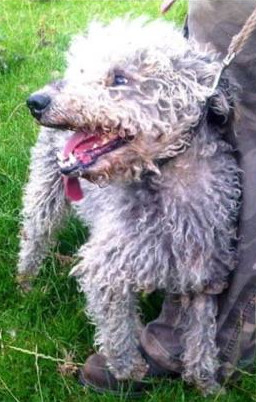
[17,17,241,393]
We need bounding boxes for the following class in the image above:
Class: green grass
[0,0,255,401]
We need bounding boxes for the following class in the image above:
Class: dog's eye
[113,74,128,86]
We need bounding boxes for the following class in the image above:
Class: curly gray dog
[17,18,241,394]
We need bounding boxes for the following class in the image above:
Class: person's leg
[142,0,256,380]
[188,0,256,379]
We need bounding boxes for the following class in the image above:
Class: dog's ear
[206,77,239,147]
[207,77,238,127]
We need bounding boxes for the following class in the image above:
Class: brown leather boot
[78,353,172,396]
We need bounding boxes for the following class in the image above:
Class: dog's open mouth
[57,130,127,201]
[57,130,127,176]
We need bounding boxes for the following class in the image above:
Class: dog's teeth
[58,161,66,168]
[102,138,108,145]
[69,153,76,163]
[59,159,71,168]
[57,151,65,161]
[92,144,98,149]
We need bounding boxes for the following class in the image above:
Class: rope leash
[181,4,256,151]
[210,4,256,95]
[228,5,256,57]
[161,1,256,93]
[155,2,256,169]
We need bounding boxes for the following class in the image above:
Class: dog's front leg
[182,293,220,394]
[73,251,148,380]
[87,284,148,380]
[17,128,68,290]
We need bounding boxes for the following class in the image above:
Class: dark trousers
[141,0,256,379]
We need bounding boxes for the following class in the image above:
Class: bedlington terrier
[17,17,241,394]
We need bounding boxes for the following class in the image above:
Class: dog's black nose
[26,94,51,119]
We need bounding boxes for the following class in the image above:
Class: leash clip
[222,52,236,68]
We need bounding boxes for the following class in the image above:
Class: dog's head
[27,17,232,184]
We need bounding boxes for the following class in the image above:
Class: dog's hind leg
[17,128,68,290]
[182,293,220,394]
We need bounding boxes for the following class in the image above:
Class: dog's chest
[117,182,168,231]
[109,182,176,258]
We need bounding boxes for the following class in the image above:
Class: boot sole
[78,368,149,398]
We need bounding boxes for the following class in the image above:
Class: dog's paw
[184,371,224,396]
[130,358,149,381]
[200,380,225,397]
[112,355,149,381]
[16,273,34,293]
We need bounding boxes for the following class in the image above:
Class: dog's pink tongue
[63,176,83,202]
[64,132,87,158]
[63,132,85,202]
